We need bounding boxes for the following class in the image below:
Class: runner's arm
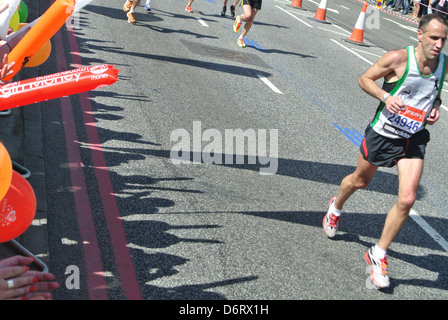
[427,96,441,125]
[427,59,448,125]
[358,50,407,114]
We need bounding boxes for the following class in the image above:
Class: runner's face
[418,20,447,60]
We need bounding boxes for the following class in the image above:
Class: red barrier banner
[0,64,120,110]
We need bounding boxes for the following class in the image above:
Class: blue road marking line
[345,128,363,144]
[244,38,263,50]
[333,123,362,147]
[353,129,364,141]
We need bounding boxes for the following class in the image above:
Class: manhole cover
[181,39,271,69]
[203,47,250,63]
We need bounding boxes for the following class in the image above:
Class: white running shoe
[322,196,341,238]
[365,246,390,289]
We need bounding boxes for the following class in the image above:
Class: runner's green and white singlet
[371,46,446,139]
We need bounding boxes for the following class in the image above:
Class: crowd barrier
[0,0,118,279]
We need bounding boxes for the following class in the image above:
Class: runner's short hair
[419,13,448,32]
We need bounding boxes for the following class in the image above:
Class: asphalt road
[39,0,448,301]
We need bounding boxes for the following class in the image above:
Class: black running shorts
[360,125,430,168]
[242,0,262,10]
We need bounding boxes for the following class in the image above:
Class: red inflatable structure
[0,64,120,110]
[0,171,36,243]
[3,0,76,81]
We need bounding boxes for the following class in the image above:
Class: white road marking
[332,24,352,36]
[384,17,418,32]
[257,75,283,94]
[440,104,448,112]
[351,47,382,58]
[317,26,350,37]
[275,5,313,27]
[410,210,448,252]
[196,17,208,27]
[330,39,373,65]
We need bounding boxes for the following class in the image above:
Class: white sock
[373,244,387,259]
[330,200,342,216]
[332,207,342,216]
[238,35,243,40]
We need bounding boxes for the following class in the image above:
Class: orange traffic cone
[308,0,331,24]
[291,0,306,10]
[345,2,369,46]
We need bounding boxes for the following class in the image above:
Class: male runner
[233,0,261,48]
[323,13,447,289]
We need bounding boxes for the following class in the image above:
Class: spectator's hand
[0,256,60,300]
[0,54,15,83]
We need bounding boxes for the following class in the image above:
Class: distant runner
[185,0,194,13]
[221,0,240,17]
[123,0,141,24]
[233,0,261,48]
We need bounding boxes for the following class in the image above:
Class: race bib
[384,105,426,138]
